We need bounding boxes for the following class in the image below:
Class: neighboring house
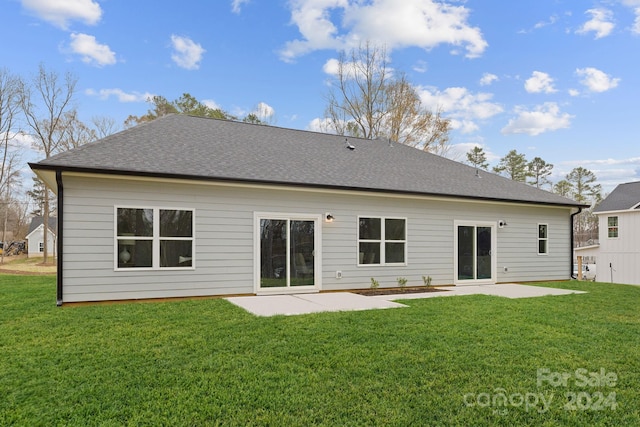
[29,115,585,305]
[26,216,57,258]
[575,181,640,285]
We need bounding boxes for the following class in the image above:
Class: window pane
[608,217,618,227]
[117,208,153,237]
[385,219,405,240]
[359,242,380,264]
[260,219,287,287]
[359,218,381,240]
[160,210,193,237]
[290,220,315,287]
[538,240,547,254]
[538,224,547,239]
[385,242,405,263]
[118,240,152,268]
[160,240,193,267]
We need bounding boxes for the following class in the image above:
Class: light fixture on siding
[325,213,335,223]
[498,220,508,228]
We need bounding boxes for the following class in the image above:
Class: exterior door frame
[453,220,497,285]
[254,212,322,295]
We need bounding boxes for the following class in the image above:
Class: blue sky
[4,0,640,194]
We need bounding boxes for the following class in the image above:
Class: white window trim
[537,223,549,256]
[607,216,619,239]
[114,206,196,271]
[253,212,322,295]
[357,216,408,267]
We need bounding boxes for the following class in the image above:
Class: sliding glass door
[258,215,319,291]
[455,222,496,284]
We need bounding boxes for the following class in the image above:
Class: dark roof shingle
[594,181,640,212]
[31,114,583,207]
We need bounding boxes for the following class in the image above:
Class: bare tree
[92,115,119,139]
[324,42,451,152]
[56,110,97,151]
[0,69,21,198]
[20,64,77,264]
[1,156,21,264]
[383,74,451,152]
[325,41,389,140]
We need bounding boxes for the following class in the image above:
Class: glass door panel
[457,224,493,282]
[457,226,474,280]
[290,220,314,287]
[260,219,287,288]
[476,227,492,280]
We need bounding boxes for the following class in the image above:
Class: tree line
[466,146,601,246]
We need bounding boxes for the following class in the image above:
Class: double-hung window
[607,216,618,238]
[358,217,406,265]
[116,207,194,269]
[538,224,548,255]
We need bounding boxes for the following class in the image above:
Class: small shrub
[422,275,432,287]
[397,277,408,289]
[370,277,379,290]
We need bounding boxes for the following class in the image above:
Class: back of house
[30,115,585,304]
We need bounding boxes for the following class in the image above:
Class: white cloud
[252,102,275,121]
[22,0,102,29]
[479,73,498,86]
[621,1,640,33]
[501,102,573,136]
[69,33,116,67]
[576,67,620,92]
[202,99,221,110]
[231,0,250,14]
[418,86,503,134]
[534,15,559,29]
[413,60,428,73]
[280,0,487,61]
[568,88,580,96]
[524,71,557,94]
[576,8,615,39]
[307,117,337,133]
[85,88,154,103]
[170,35,206,70]
[322,57,392,80]
[1,131,33,150]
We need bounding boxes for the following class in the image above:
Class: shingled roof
[594,181,640,212]
[30,114,583,207]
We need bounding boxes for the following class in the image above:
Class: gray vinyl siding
[61,174,573,302]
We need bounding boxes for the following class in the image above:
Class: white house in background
[25,216,57,258]
[575,181,640,285]
[29,115,586,305]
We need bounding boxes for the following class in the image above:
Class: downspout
[55,170,64,306]
[570,207,582,279]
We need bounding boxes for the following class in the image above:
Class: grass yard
[1,276,639,426]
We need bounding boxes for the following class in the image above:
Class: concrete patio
[226,283,586,317]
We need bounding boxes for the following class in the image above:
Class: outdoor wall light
[325,213,335,223]
[498,220,508,228]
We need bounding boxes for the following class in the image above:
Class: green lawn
[1,276,639,426]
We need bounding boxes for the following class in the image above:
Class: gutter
[570,207,583,279]
[55,170,64,306]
